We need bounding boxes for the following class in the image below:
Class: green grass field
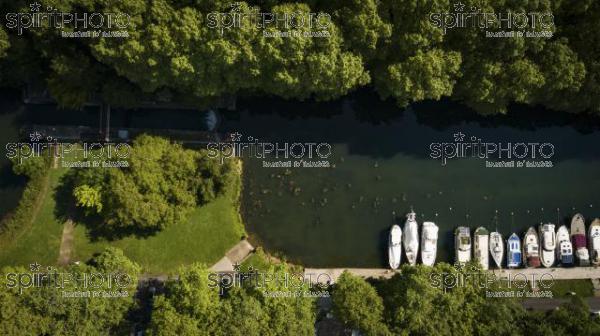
[548,279,594,298]
[0,167,66,267]
[0,155,245,274]
[71,189,245,274]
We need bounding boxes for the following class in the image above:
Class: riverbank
[305,266,600,284]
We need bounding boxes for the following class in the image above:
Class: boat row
[456,213,600,269]
[388,210,439,269]
[388,210,600,269]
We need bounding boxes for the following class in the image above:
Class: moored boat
[388,224,402,269]
[421,222,438,266]
[571,213,590,266]
[455,227,471,264]
[556,225,574,266]
[523,227,541,268]
[588,218,600,266]
[507,233,521,268]
[473,227,489,270]
[539,223,556,268]
[403,211,419,266]
[489,231,504,268]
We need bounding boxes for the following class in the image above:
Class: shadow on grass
[53,171,161,241]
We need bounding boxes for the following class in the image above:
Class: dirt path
[57,219,74,266]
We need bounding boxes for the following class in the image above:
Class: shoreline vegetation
[1,1,600,116]
[0,138,246,274]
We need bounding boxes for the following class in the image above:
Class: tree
[10,155,48,179]
[70,135,237,235]
[73,184,103,214]
[148,262,316,335]
[0,248,140,335]
[0,27,9,58]
[332,271,389,336]
[375,49,461,107]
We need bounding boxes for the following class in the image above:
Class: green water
[230,97,600,267]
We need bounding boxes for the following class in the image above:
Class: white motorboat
[403,211,419,265]
[588,218,600,266]
[455,226,471,264]
[523,227,541,268]
[556,225,574,266]
[473,227,489,270]
[539,223,556,268]
[489,231,504,268]
[421,222,438,266]
[388,223,402,269]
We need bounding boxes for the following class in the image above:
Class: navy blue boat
[507,233,522,268]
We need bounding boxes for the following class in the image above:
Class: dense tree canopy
[0,247,140,335]
[1,0,599,114]
[148,262,316,335]
[70,135,238,234]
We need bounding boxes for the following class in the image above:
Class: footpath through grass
[0,155,245,274]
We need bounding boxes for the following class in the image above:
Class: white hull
[388,225,402,269]
[489,232,504,268]
[523,227,540,268]
[403,212,419,266]
[474,227,489,270]
[539,224,556,268]
[421,222,438,266]
[589,219,600,266]
[455,227,471,264]
[556,225,574,265]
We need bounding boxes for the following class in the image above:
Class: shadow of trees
[53,171,161,242]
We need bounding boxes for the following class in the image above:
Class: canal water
[2,90,600,267]
[223,93,600,267]
[0,91,26,221]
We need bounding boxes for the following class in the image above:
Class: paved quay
[305,266,600,284]
[210,239,255,272]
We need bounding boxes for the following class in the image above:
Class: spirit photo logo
[5,132,131,165]
[4,262,133,295]
[4,2,131,36]
[429,2,554,36]
[206,132,332,165]
[207,264,331,297]
[429,132,555,166]
[206,2,331,37]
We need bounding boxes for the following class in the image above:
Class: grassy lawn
[548,279,594,298]
[71,188,245,274]
[241,247,273,272]
[0,151,245,275]
[0,167,67,267]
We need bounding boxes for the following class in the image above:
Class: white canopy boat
[474,227,489,270]
[539,223,556,268]
[556,225,574,266]
[455,226,471,264]
[421,222,438,266]
[523,227,541,268]
[403,211,419,265]
[589,218,600,266]
[489,231,504,268]
[388,224,402,269]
